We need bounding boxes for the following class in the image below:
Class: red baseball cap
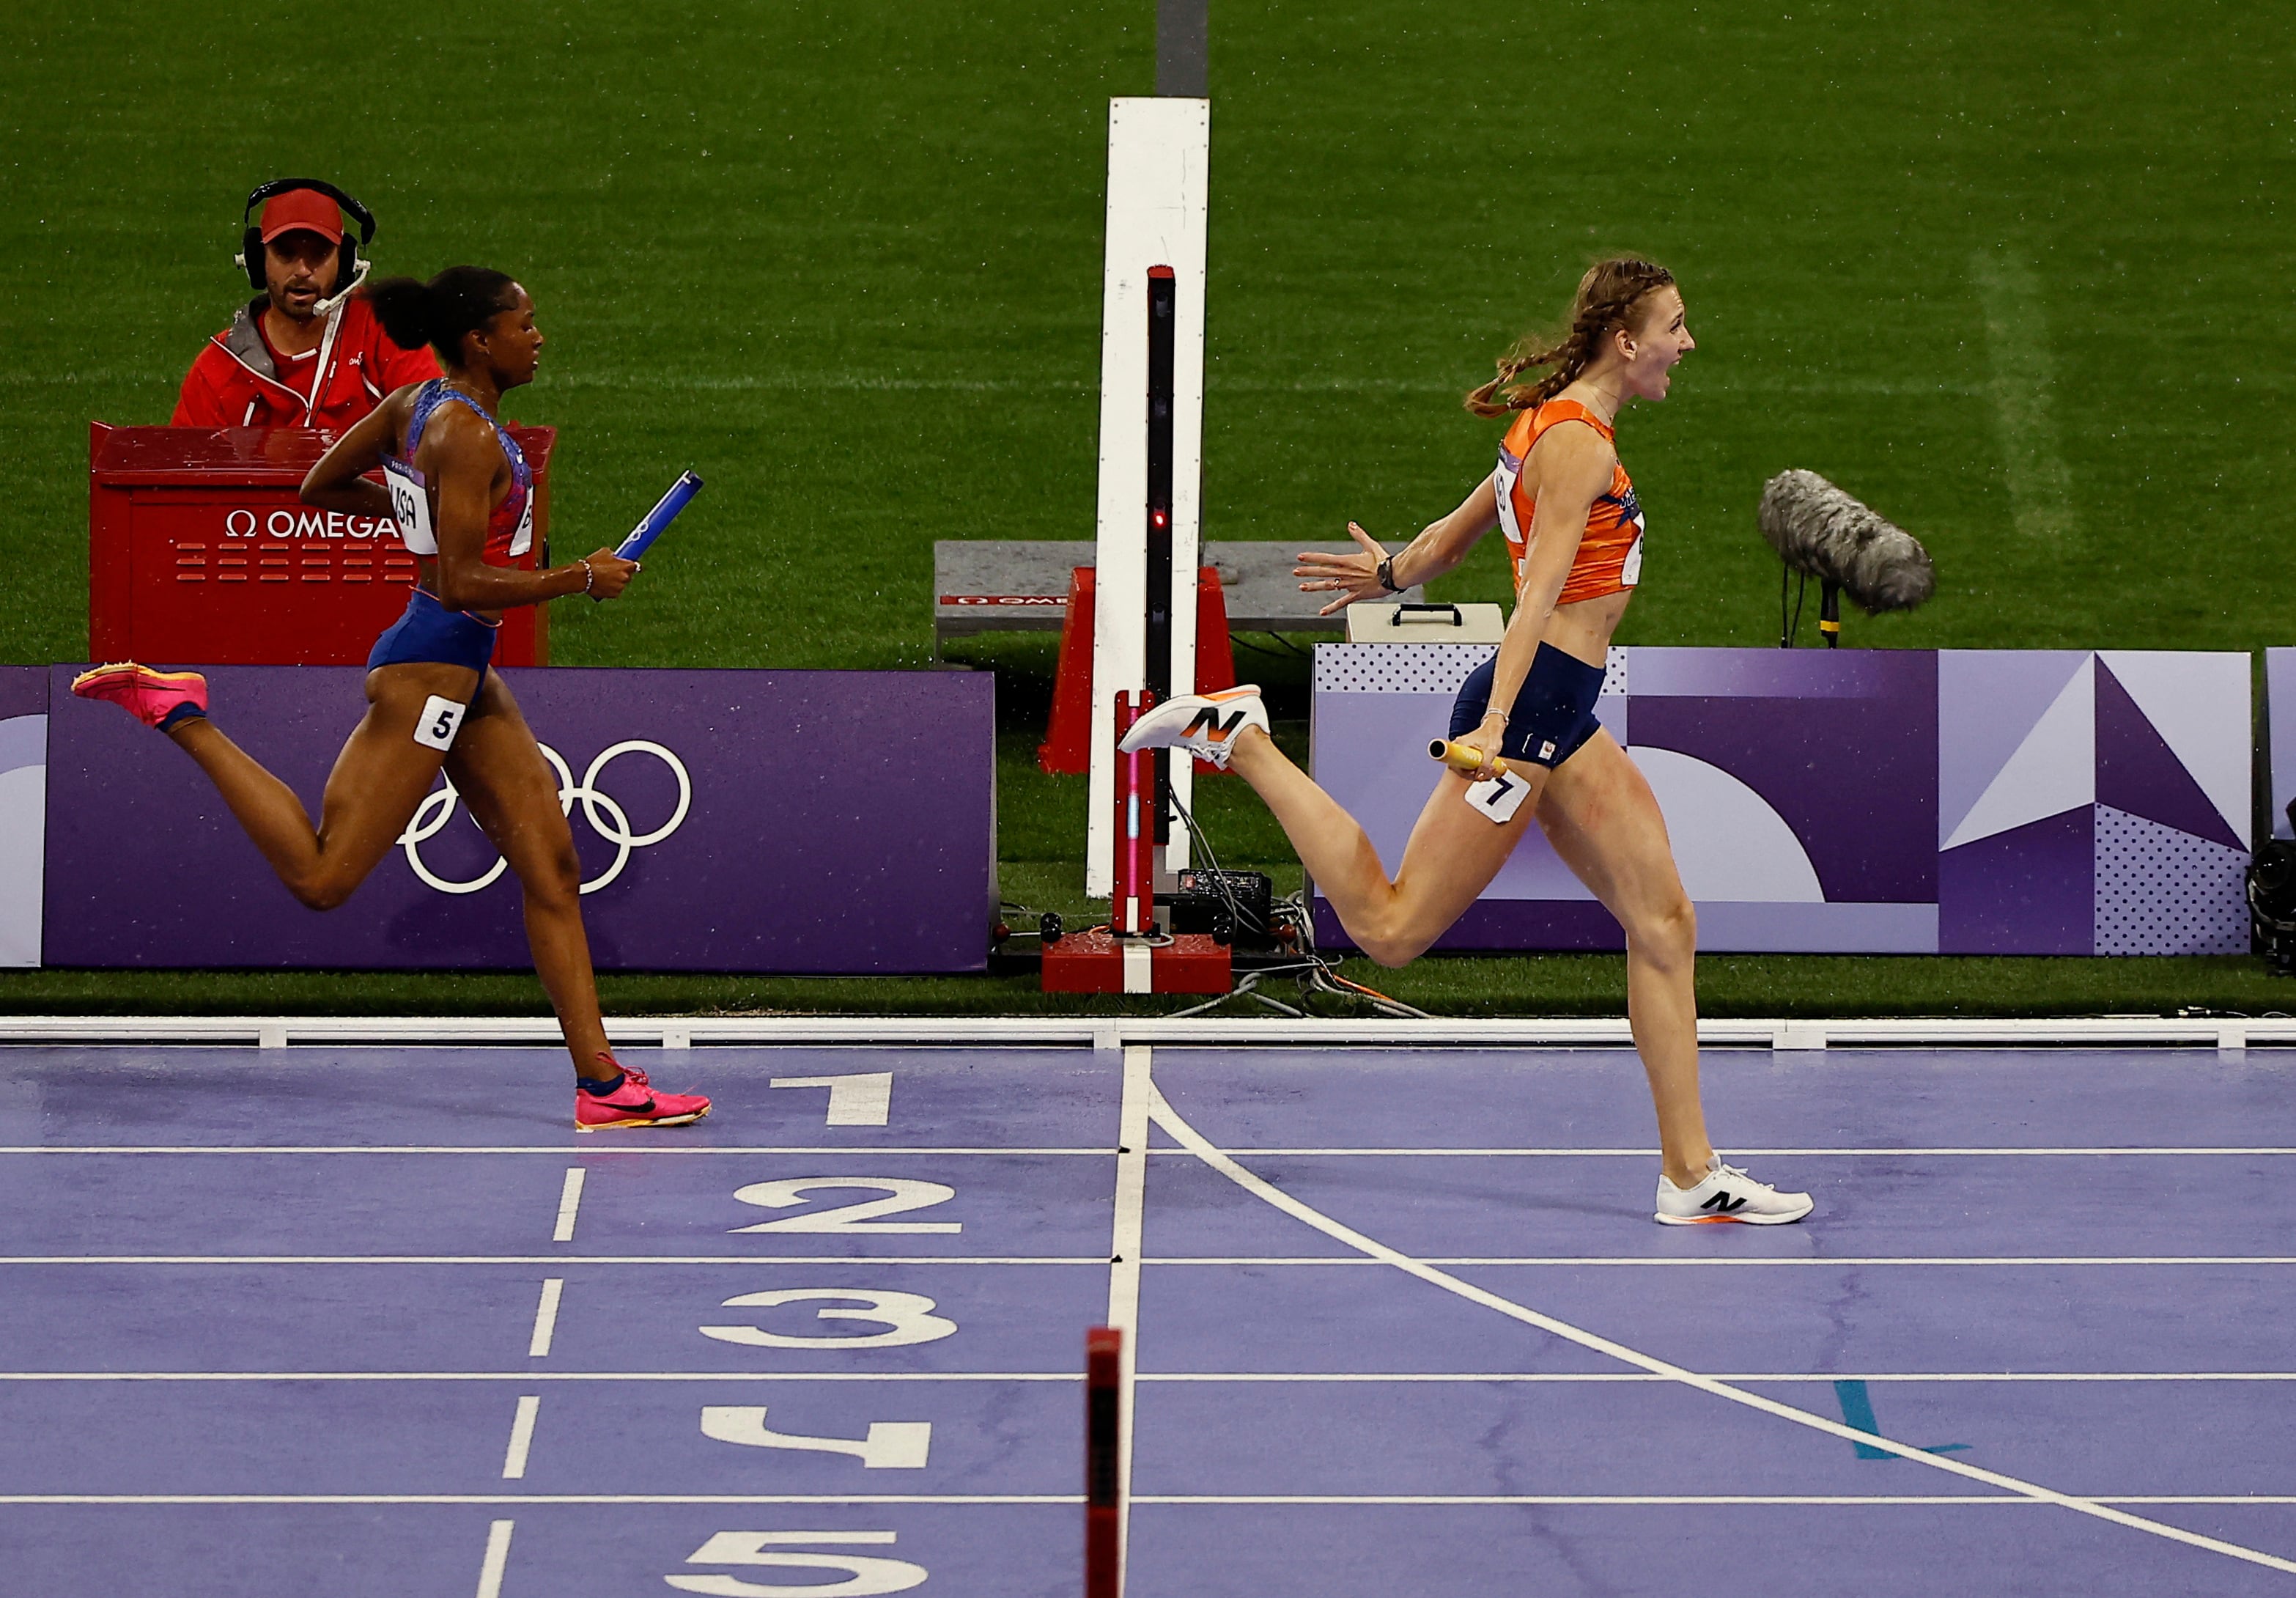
[258,188,344,244]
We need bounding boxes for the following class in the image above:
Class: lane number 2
[730,1179,959,1235]
[666,1532,926,1597]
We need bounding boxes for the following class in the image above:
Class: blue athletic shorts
[1448,644,1606,769]
[366,590,498,680]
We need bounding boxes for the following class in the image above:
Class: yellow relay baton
[1428,738,1516,781]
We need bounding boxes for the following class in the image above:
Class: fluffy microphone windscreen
[1757,469,1936,614]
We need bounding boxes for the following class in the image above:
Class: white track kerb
[0,1015,2287,1050]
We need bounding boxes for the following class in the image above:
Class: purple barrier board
[2269,648,2296,841]
[1310,645,2249,956]
[43,667,995,973]
[0,667,47,968]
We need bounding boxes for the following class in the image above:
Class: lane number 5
[666,1531,926,1597]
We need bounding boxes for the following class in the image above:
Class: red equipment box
[89,422,553,666]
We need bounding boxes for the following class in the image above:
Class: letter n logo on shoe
[1700,1193,1749,1214]
[1186,708,1247,737]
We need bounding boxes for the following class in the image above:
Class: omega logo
[221,507,402,541]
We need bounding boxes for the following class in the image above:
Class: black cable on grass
[1164,787,1429,1021]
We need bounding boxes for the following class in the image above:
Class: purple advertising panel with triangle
[1312,646,2252,955]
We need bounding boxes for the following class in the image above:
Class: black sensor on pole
[1146,265,1176,849]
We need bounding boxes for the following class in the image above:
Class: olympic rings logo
[396,740,692,896]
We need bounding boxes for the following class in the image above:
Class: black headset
[236,177,377,301]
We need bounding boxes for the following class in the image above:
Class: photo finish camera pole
[1145,265,1176,855]
[1113,268,1176,940]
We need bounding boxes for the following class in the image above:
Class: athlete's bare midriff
[1535,582,1631,670]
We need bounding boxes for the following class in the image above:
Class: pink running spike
[575,1063,712,1132]
[70,663,208,729]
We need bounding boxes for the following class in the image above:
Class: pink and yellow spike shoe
[575,1060,712,1132]
[70,663,209,732]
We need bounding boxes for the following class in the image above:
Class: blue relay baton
[615,471,705,561]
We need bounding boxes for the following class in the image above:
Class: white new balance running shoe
[1654,1156,1815,1226]
[1116,685,1269,770]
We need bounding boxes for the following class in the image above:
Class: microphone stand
[1818,580,1842,647]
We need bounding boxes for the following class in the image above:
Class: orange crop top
[1493,399,1644,605]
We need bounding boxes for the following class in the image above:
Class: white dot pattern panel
[1313,644,1631,695]
[1313,644,1494,693]
[2093,803,2251,955]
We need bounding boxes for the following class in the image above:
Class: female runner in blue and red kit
[73,267,708,1132]
[1124,258,1809,1225]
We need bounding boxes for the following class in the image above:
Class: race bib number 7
[1464,767,1531,825]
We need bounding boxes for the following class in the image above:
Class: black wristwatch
[1376,555,1400,593]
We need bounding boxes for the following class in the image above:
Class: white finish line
[1,1014,2288,1050]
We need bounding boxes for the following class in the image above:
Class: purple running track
[3,1042,2294,1596]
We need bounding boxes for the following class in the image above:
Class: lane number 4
[701,1405,931,1469]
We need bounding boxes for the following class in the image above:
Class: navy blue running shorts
[1448,644,1606,770]
[366,590,499,680]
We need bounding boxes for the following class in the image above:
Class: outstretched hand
[1294,522,1395,616]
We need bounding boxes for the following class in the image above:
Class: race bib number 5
[413,695,466,751]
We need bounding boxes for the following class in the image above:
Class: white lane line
[501,1396,540,1479]
[0,1146,1114,1157]
[1140,1256,2296,1269]
[4,1253,2291,1269]
[7,1144,2289,1157]
[1148,1084,2296,1580]
[0,1371,1083,1382]
[1,1493,1084,1506]
[10,1368,2296,1384]
[1152,1147,2296,1158]
[474,1518,514,1598]
[527,1280,564,1358]
[550,1169,585,1243]
[1971,250,2078,543]
[1135,1494,2296,1507]
[0,1255,1107,1266]
[9,1490,2296,1508]
[1137,1371,2296,1385]
[1108,1044,1153,1586]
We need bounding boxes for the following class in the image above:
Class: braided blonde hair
[1463,257,1677,417]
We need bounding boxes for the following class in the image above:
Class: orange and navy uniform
[1492,399,1644,605]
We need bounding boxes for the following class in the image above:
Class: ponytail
[1464,257,1677,417]
[363,265,520,367]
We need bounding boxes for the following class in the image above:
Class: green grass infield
[4,1,2285,1016]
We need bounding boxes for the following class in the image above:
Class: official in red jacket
[172,180,439,430]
